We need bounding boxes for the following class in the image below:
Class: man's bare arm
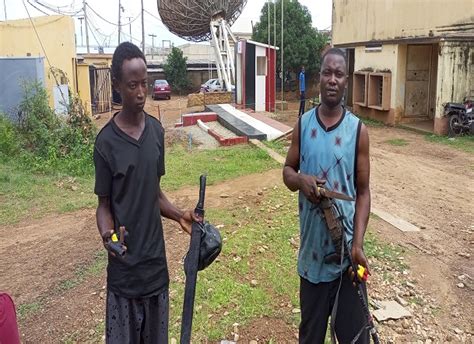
[96,196,114,244]
[352,123,371,271]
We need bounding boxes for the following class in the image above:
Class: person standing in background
[298,66,306,117]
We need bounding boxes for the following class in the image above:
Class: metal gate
[89,66,112,114]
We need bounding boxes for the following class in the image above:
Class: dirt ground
[1,96,473,342]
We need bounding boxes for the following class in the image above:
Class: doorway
[404,44,438,120]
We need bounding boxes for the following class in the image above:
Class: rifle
[318,187,380,344]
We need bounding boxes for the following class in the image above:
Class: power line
[143,12,167,30]
[86,3,140,27]
[26,0,50,15]
[87,18,103,47]
[86,14,115,47]
[22,0,68,107]
[37,0,79,10]
[32,0,82,15]
[143,9,162,22]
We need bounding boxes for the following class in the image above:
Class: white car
[200,78,235,92]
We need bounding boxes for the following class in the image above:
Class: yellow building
[77,54,113,114]
[0,16,77,110]
[332,0,474,134]
[0,15,111,116]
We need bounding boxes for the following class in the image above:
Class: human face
[319,54,347,108]
[115,57,148,114]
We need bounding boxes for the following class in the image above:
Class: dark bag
[185,221,222,273]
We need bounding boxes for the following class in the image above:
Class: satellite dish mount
[210,18,236,92]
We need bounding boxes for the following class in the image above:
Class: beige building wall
[434,41,474,133]
[353,44,405,123]
[0,15,76,107]
[333,0,474,45]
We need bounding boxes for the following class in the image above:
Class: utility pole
[3,0,7,21]
[281,0,284,111]
[274,0,276,113]
[267,0,270,47]
[141,0,145,53]
[127,16,132,42]
[118,0,124,45]
[78,17,84,46]
[83,0,90,53]
[148,33,157,60]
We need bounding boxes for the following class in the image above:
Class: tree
[252,0,329,76]
[163,47,190,92]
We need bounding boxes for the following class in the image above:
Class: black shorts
[105,289,169,344]
[299,273,369,344]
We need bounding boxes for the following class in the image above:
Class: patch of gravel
[206,121,239,139]
[179,125,219,149]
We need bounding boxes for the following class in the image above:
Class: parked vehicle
[200,78,234,92]
[444,97,473,136]
[153,80,171,100]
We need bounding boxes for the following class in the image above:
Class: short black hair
[320,47,346,69]
[111,42,147,81]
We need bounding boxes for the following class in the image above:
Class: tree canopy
[252,0,329,76]
[163,47,190,92]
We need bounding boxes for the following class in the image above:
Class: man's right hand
[101,229,117,255]
[101,229,113,246]
[298,174,326,204]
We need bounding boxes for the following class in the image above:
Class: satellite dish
[157,0,247,91]
[157,0,247,42]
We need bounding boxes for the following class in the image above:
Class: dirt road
[1,98,472,342]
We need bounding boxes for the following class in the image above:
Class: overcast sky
[2,0,332,49]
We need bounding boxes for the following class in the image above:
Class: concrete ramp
[206,104,291,141]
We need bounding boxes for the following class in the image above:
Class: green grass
[165,187,406,341]
[0,163,95,225]
[384,138,409,146]
[162,144,280,191]
[17,300,43,320]
[425,134,474,154]
[0,143,279,225]
[57,251,107,292]
[365,232,407,271]
[167,187,300,341]
[360,117,385,127]
[262,139,290,158]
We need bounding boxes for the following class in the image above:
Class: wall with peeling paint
[434,41,474,132]
[333,0,474,45]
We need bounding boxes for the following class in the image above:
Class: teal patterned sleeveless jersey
[298,106,361,283]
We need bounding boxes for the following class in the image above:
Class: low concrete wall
[187,92,233,107]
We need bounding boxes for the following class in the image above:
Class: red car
[153,79,171,100]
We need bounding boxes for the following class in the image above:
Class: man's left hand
[179,210,203,235]
[349,245,370,283]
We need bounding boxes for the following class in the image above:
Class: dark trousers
[298,91,306,117]
[299,274,369,344]
[106,289,169,344]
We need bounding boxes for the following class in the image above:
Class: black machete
[180,175,222,344]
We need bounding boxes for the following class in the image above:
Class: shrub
[0,114,20,160]
[4,82,96,176]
